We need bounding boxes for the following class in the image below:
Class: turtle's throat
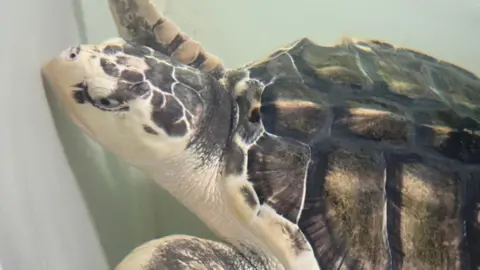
[146,153,231,234]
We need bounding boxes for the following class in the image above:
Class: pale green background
[1,0,479,269]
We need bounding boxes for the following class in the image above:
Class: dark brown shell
[240,37,480,270]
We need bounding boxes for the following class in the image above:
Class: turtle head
[42,41,233,169]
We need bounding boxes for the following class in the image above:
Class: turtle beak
[41,57,66,103]
[42,56,72,108]
[41,46,87,103]
[41,47,96,138]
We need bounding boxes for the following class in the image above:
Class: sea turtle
[41,0,480,269]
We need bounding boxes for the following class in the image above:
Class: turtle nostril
[64,46,80,61]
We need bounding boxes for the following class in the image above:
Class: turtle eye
[95,98,122,108]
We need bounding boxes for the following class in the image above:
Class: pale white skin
[41,40,319,270]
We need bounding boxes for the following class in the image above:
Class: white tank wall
[0,0,108,269]
[1,0,479,269]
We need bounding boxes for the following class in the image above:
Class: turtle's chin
[66,110,97,139]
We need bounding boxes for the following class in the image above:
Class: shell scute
[319,148,389,269]
[247,134,310,224]
[332,107,409,146]
[426,127,480,164]
[260,81,330,143]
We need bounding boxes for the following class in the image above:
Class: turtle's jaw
[43,49,85,129]
[42,45,93,105]
[42,45,110,135]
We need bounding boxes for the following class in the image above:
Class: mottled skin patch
[92,42,225,139]
[100,57,120,77]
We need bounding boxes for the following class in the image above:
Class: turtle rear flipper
[108,0,225,79]
[115,235,278,270]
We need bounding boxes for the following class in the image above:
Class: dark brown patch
[145,58,175,92]
[147,236,269,269]
[240,186,258,209]
[150,90,164,107]
[103,45,123,55]
[369,40,395,50]
[143,125,158,135]
[116,56,128,65]
[225,142,245,176]
[165,34,187,55]
[100,58,120,77]
[281,224,309,256]
[151,93,188,137]
[248,107,261,123]
[121,69,144,83]
[169,120,188,137]
[430,128,480,164]
[151,17,165,30]
[384,154,405,269]
[109,81,150,101]
[131,81,151,97]
[190,52,207,69]
[72,90,86,104]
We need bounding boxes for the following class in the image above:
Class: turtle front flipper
[115,235,276,270]
[107,0,225,79]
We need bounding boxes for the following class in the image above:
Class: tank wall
[0,0,108,269]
